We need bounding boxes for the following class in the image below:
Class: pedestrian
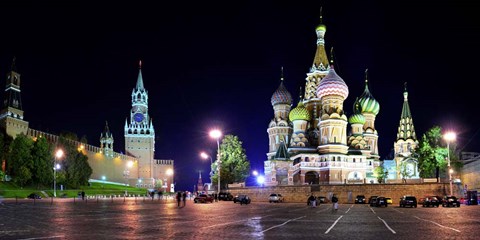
[182,191,187,207]
[81,190,85,201]
[308,194,316,208]
[332,194,338,211]
[176,191,182,207]
[214,193,218,202]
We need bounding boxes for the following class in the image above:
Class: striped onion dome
[271,81,292,106]
[316,66,349,99]
[289,101,311,121]
[349,98,366,124]
[358,80,380,115]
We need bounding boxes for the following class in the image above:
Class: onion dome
[271,67,292,106]
[289,101,311,121]
[316,66,349,99]
[358,69,380,115]
[349,98,366,124]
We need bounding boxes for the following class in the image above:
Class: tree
[397,159,415,183]
[58,132,92,189]
[373,165,386,183]
[8,134,34,187]
[211,135,250,189]
[31,136,54,188]
[415,126,448,178]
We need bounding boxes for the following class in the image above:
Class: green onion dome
[349,114,365,125]
[349,98,366,124]
[289,101,311,122]
[271,81,292,106]
[358,81,380,115]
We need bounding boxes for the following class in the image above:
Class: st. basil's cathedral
[263,12,419,186]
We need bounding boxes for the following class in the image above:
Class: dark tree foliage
[58,132,92,189]
[31,136,54,188]
[8,134,34,187]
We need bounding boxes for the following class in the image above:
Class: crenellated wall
[228,183,459,204]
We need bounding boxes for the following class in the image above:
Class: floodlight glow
[257,175,265,184]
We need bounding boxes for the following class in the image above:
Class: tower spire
[329,47,335,68]
[136,60,144,90]
[11,56,17,72]
[320,6,323,24]
[396,82,416,141]
[280,66,284,81]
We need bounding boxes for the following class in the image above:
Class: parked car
[375,197,388,207]
[355,195,366,204]
[316,196,327,204]
[423,196,441,207]
[237,195,251,205]
[268,193,284,203]
[399,195,417,208]
[368,196,378,206]
[27,193,42,199]
[194,194,214,203]
[233,194,249,204]
[218,192,234,201]
[385,197,393,204]
[442,195,460,207]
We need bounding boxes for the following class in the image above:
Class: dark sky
[1,0,479,191]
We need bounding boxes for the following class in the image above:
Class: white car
[269,193,284,203]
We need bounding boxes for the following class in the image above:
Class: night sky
[1,1,479,191]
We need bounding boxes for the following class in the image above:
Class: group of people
[176,191,187,207]
[307,193,339,211]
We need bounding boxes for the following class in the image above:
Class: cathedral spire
[136,60,144,90]
[396,82,417,141]
[310,7,329,72]
[11,56,17,72]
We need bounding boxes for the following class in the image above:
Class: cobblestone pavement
[0,197,479,239]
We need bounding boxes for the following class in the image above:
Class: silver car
[268,193,284,203]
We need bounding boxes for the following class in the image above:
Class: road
[0,197,479,239]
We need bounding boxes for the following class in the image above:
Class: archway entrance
[305,171,319,184]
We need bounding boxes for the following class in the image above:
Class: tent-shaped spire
[136,60,144,90]
[396,82,417,141]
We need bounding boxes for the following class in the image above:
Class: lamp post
[200,152,213,184]
[166,168,173,193]
[53,149,64,198]
[209,129,222,193]
[123,161,133,195]
[444,132,456,196]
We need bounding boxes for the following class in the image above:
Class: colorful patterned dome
[289,101,311,121]
[358,81,380,115]
[271,81,292,106]
[349,114,365,125]
[316,66,349,99]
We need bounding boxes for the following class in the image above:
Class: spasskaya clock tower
[124,60,156,183]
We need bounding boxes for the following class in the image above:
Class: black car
[423,196,441,207]
[375,197,388,207]
[27,193,42,199]
[442,195,460,207]
[233,194,250,204]
[355,195,366,204]
[369,196,378,206]
[218,192,234,201]
[400,195,417,208]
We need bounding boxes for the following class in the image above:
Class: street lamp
[200,152,213,184]
[209,129,222,193]
[53,149,64,197]
[165,168,173,193]
[444,131,456,196]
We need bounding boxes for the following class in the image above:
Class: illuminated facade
[0,59,174,190]
[264,12,381,186]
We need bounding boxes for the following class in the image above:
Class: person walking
[81,190,85,201]
[308,194,316,208]
[176,191,182,207]
[332,194,339,211]
[182,192,187,207]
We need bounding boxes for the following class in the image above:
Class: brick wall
[228,183,458,204]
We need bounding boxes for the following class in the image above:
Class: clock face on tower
[134,113,144,122]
